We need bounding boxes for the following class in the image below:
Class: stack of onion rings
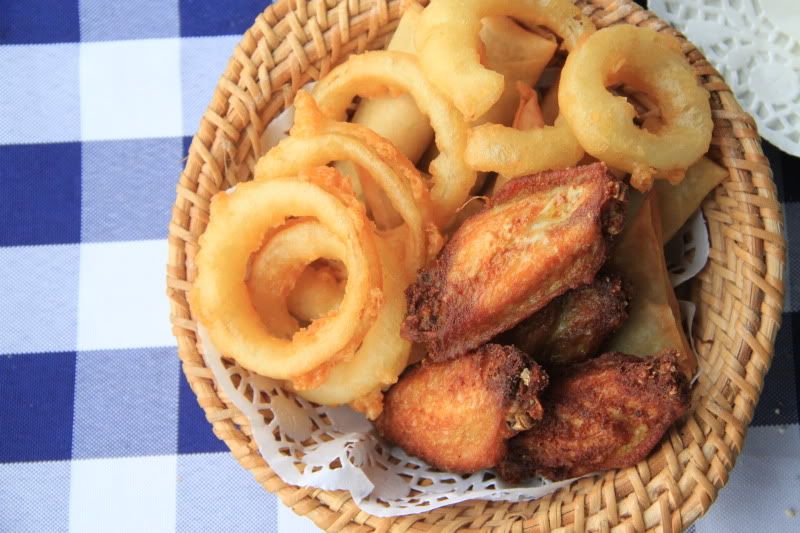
[194,92,443,417]
[190,167,383,390]
[245,216,410,420]
[559,25,713,191]
[257,91,442,271]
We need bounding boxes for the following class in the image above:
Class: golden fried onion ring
[487,83,579,190]
[466,111,584,179]
[311,51,474,227]
[297,238,411,419]
[256,91,441,270]
[559,25,713,191]
[190,167,383,382]
[247,218,345,339]
[415,0,595,120]
[245,218,410,418]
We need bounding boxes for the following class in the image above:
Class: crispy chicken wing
[375,344,548,474]
[402,163,626,361]
[498,350,690,482]
[501,273,629,366]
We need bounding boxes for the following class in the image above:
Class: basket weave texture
[167,0,786,531]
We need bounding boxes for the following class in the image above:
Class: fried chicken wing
[501,273,629,366]
[498,350,690,482]
[402,163,626,361]
[375,344,548,474]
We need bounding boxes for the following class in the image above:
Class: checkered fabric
[0,1,797,532]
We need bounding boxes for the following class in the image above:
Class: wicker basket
[167,0,786,530]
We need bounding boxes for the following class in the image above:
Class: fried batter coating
[403,163,626,361]
[375,344,548,474]
[502,273,629,366]
[498,350,690,482]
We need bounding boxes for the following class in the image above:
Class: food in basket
[605,193,697,378]
[402,163,626,362]
[559,24,714,191]
[497,350,690,482]
[312,50,473,226]
[376,344,548,473]
[255,92,442,274]
[189,0,717,487]
[500,273,629,367]
[656,157,728,242]
[191,168,384,387]
[247,218,346,338]
[415,0,594,120]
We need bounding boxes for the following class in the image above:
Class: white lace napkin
[651,0,800,156]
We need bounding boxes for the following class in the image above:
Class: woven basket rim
[166,0,787,531]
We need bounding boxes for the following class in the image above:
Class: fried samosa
[375,344,548,474]
[498,350,690,482]
[402,163,626,361]
[604,192,696,377]
[655,156,728,243]
[502,273,629,366]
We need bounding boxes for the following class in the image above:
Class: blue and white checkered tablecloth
[0,1,798,532]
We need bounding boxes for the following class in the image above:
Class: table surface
[0,1,798,532]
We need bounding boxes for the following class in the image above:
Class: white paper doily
[666,210,710,287]
[650,0,800,156]
[198,326,580,517]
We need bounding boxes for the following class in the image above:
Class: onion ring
[190,167,383,382]
[485,83,582,189]
[245,218,409,417]
[466,111,584,180]
[247,218,345,339]
[415,0,595,120]
[256,91,441,271]
[311,51,474,227]
[559,25,713,191]
[296,238,411,419]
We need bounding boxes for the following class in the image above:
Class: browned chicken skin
[402,163,626,361]
[501,273,629,367]
[375,344,548,474]
[497,350,690,482]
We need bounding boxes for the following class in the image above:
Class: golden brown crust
[497,350,690,482]
[501,273,629,367]
[375,344,548,474]
[402,163,626,361]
